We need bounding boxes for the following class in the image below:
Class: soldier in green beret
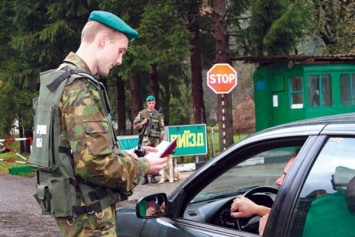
[37,10,168,237]
[133,95,165,184]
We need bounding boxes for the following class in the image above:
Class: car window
[288,137,355,237]
[183,144,302,234]
[192,146,299,203]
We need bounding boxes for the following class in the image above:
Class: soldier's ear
[98,33,109,48]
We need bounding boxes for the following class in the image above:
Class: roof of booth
[231,54,355,66]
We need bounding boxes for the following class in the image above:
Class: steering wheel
[235,186,279,234]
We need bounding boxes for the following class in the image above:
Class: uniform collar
[62,52,92,73]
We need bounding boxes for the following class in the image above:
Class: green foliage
[0,0,101,135]
[309,0,355,54]
[1,0,354,140]
[134,2,192,66]
[105,0,194,127]
[246,0,312,56]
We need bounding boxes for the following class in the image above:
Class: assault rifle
[134,118,150,157]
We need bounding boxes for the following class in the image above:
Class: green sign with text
[166,124,207,157]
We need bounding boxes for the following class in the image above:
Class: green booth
[236,55,355,131]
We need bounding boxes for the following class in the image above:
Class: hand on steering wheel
[230,186,278,234]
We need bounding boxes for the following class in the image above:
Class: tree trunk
[189,1,208,162]
[161,83,170,127]
[189,2,207,125]
[130,72,142,134]
[149,64,160,106]
[213,0,234,151]
[116,77,126,135]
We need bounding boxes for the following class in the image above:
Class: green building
[237,55,355,131]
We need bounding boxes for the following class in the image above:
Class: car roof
[234,112,355,148]
[273,112,355,128]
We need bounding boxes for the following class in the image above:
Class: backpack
[29,67,126,218]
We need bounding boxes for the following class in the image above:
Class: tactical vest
[142,109,162,138]
[29,67,127,219]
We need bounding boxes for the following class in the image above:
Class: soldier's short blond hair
[81,21,124,43]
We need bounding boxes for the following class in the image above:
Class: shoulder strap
[46,70,72,92]
[47,66,99,92]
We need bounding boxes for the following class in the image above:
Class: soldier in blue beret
[40,10,168,237]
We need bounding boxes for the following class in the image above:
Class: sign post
[207,63,237,152]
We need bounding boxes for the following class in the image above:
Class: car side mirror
[136,193,168,219]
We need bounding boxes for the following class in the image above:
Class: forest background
[1,0,355,159]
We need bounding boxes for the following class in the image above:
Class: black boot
[141,175,149,185]
[150,175,157,183]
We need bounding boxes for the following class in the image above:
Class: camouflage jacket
[133,108,164,140]
[58,52,149,193]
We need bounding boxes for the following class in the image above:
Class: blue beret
[146,95,155,102]
[88,10,138,41]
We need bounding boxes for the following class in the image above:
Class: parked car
[116,113,355,237]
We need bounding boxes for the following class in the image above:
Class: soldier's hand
[142,118,148,125]
[127,151,138,159]
[126,147,158,159]
[142,146,158,153]
[126,148,141,159]
[146,155,168,174]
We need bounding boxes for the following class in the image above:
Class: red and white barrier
[0,137,32,164]
[0,137,33,145]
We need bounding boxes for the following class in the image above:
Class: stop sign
[207,63,237,94]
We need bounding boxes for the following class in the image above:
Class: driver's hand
[231,195,271,219]
[230,195,259,218]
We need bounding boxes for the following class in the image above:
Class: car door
[140,135,313,237]
[281,135,355,237]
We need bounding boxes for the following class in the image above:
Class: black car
[116,113,355,237]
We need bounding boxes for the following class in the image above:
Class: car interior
[180,139,306,235]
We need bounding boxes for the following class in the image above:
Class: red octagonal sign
[207,63,238,94]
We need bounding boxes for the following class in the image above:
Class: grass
[207,126,248,157]
[0,145,33,177]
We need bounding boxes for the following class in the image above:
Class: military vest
[141,109,162,138]
[29,67,127,219]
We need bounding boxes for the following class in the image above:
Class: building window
[340,74,355,106]
[308,74,332,107]
[289,76,303,109]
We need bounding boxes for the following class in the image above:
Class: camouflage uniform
[133,108,164,184]
[133,108,164,147]
[55,52,149,236]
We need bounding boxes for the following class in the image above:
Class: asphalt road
[0,171,192,237]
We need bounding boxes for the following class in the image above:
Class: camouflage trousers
[55,204,116,237]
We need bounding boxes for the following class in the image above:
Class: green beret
[146,95,155,102]
[88,10,138,41]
